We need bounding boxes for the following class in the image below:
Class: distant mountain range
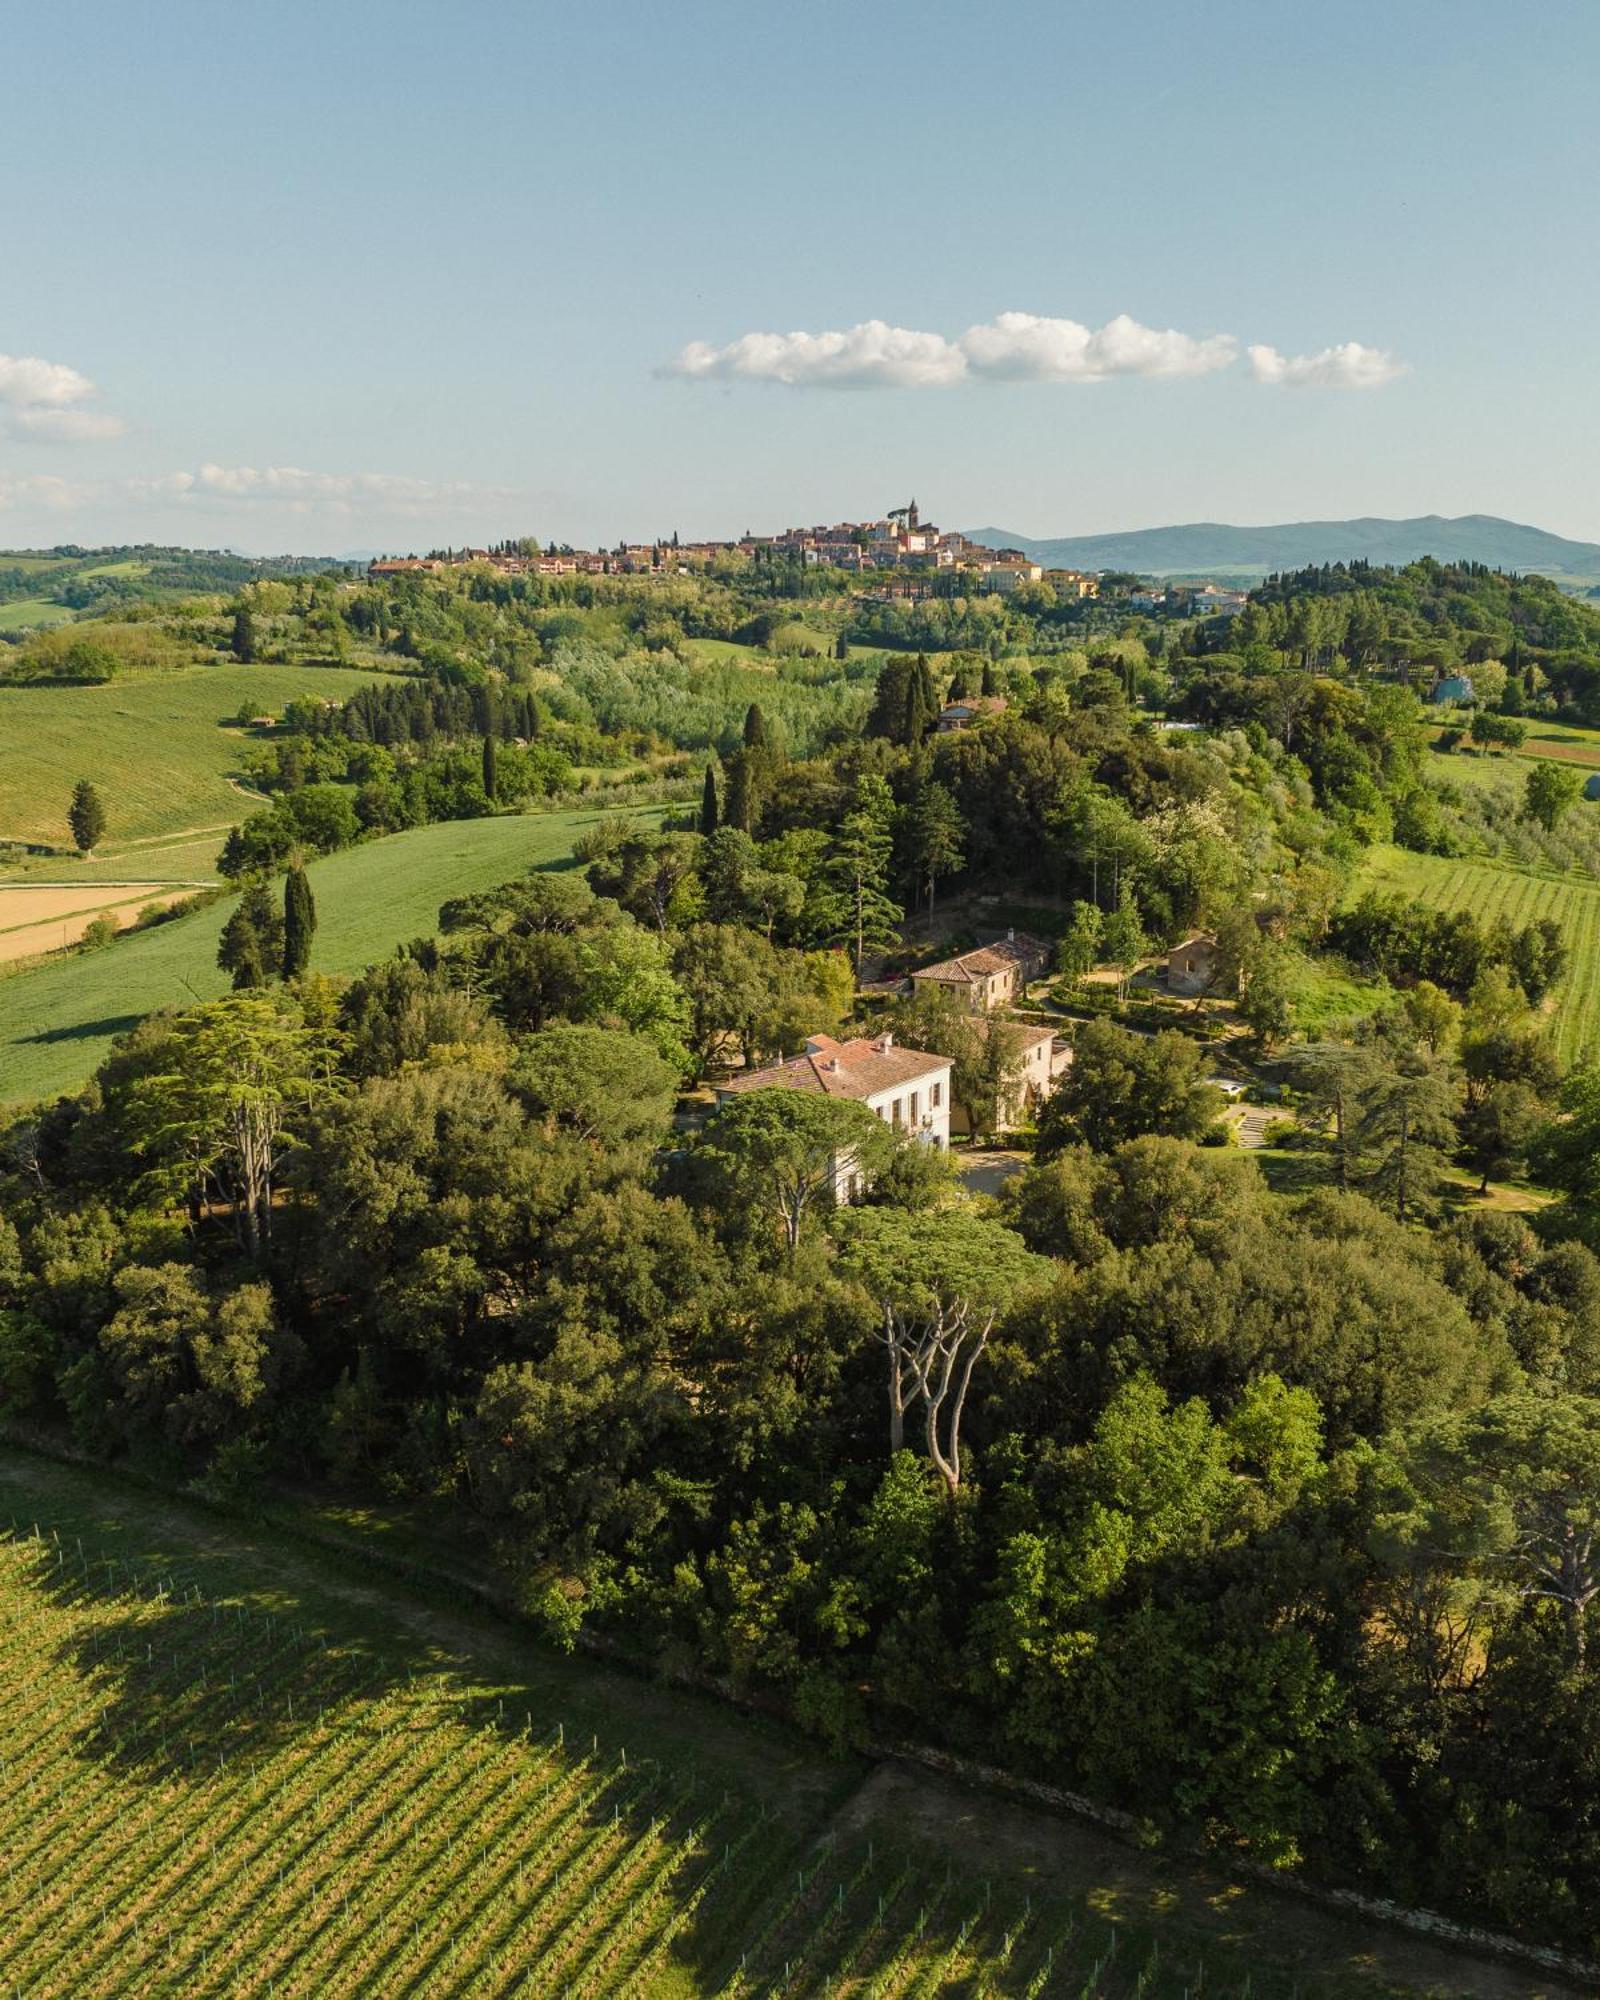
[960,514,1600,582]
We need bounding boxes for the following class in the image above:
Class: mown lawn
[0,805,663,1104]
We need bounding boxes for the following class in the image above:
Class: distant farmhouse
[936,696,1009,733]
[910,931,1052,1010]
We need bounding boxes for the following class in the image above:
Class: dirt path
[829,1767,1588,2000]
[958,1146,1029,1196]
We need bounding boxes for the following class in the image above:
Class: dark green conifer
[282,865,316,979]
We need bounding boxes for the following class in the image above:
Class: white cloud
[0,472,91,510]
[116,463,509,516]
[960,311,1237,382]
[1,462,509,521]
[0,354,96,409]
[1248,341,1407,389]
[10,408,128,443]
[0,349,126,441]
[668,320,967,389]
[178,463,498,512]
[664,313,1235,389]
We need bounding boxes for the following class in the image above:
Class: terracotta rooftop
[911,932,1050,985]
[938,695,1008,718]
[717,1034,951,1102]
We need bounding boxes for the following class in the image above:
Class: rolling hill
[0,804,664,1105]
[0,661,393,852]
[962,513,1600,582]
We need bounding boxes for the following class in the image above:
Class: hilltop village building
[368,504,1099,598]
[365,512,1256,617]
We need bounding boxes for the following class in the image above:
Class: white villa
[715,1032,953,1199]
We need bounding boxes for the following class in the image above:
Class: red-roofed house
[936,695,1009,732]
[909,930,1052,1011]
[715,1032,952,1199]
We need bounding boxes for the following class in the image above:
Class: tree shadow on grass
[1250,1146,1339,1197]
[18,1013,143,1047]
[1,1498,1117,1999]
[37,1558,385,1781]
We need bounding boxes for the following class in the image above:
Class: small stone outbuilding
[1166,932,1219,997]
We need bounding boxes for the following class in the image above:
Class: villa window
[931,1080,942,1107]
[909,1091,920,1122]
[891,1098,902,1125]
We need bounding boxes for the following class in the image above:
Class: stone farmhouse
[1166,931,1220,997]
[909,930,1052,1011]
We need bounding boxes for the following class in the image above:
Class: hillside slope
[963,513,1600,580]
[0,663,391,851]
[0,804,662,1104]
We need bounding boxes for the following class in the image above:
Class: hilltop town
[368,499,1251,616]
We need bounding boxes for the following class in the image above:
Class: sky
[4,0,1599,553]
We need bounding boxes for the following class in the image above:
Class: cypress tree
[700,763,720,836]
[482,732,499,802]
[724,751,754,834]
[742,703,769,749]
[915,653,941,736]
[282,866,316,979]
[866,657,910,743]
[218,883,283,988]
[66,780,107,856]
[231,607,257,663]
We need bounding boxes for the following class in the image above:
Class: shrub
[79,914,120,951]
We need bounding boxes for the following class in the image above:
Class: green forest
[7,547,1600,1964]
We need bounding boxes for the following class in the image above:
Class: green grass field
[1287,953,1392,1033]
[0,1447,1523,2000]
[0,806,663,1105]
[0,663,394,852]
[0,598,77,634]
[1356,845,1600,1064]
[10,832,243,886]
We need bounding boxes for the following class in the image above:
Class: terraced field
[1356,845,1600,1064]
[0,1449,1542,2000]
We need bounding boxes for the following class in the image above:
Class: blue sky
[3,0,1598,552]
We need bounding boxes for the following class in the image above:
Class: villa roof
[910,932,1050,984]
[717,1034,950,1102]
